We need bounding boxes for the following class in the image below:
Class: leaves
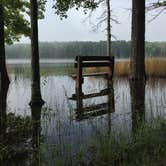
[3,0,46,44]
[53,0,98,19]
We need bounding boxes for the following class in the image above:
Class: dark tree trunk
[130,0,146,81]
[30,0,44,106]
[106,0,111,57]
[0,76,8,143]
[31,104,42,165]
[0,2,10,91]
[130,80,145,134]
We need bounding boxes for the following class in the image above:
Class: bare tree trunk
[30,0,44,106]
[0,2,10,91]
[106,0,111,57]
[130,0,146,81]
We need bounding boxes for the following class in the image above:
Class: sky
[20,0,166,43]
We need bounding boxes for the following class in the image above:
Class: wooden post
[76,56,83,114]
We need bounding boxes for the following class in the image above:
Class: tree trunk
[106,0,111,57]
[0,2,10,91]
[30,0,44,106]
[130,0,146,81]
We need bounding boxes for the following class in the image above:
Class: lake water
[6,59,74,65]
[1,62,166,165]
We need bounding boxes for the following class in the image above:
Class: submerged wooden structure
[69,56,115,120]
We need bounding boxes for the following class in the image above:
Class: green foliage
[4,0,30,44]
[2,0,46,44]
[150,0,166,9]
[53,0,98,19]
[0,113,32,165]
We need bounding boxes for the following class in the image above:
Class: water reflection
[130,80,145,134]
[2,65,166,164]
[0,80,43,165]
[69,75,115,134]
[31,104,42,165]
[0,81,8,152]
[70,78,115,121]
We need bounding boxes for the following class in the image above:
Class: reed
[86,57,166,78]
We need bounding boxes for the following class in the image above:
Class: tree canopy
[53,0,99,18]
[3,0,46,44]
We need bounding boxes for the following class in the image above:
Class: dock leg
[76,57,83,114]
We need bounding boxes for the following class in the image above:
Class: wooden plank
[82,103,108,112]
[76,109,109,121]
[69,88,110,100]
[75,62,111,68]
[71,72,109,79]
[75,56,83,112]
[75,56,113,61]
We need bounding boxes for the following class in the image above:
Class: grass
[0,113,32,165]
[86,57,166,78]
[38,115,166,165]
[7,65,75,77]
[3,110,166,165]
[72,117,166,165]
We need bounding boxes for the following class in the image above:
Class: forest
[6,40,166,59]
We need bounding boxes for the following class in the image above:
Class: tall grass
[145,58,166,77]
[66,117,166,165]
[86,57,166,78]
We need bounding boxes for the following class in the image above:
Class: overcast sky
[20,0,166,43]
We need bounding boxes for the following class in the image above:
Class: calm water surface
[4,63,166,164]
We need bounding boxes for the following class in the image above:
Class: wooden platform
[69,88,110,100]
[75,103,108,112]
[71,72,109,79]
[76,108,109,121]
[68,56,115,120]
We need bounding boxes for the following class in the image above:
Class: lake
[1,61,166,165]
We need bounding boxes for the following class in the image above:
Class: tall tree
[29,0,44,106]
[130,0,146,81]
[0,1,10,90]
[0,0,45,92]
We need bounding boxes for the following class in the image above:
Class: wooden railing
[74,55,114,95]
[69,56,115,120]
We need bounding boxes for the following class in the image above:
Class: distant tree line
[5,41,166,59]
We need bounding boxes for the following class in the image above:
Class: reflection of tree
[130,80,146,134]
[75,77,115,138]
[0,77,8,145]
[0,81,43,165]
[107,79,114,135]
[31,104,42,165]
